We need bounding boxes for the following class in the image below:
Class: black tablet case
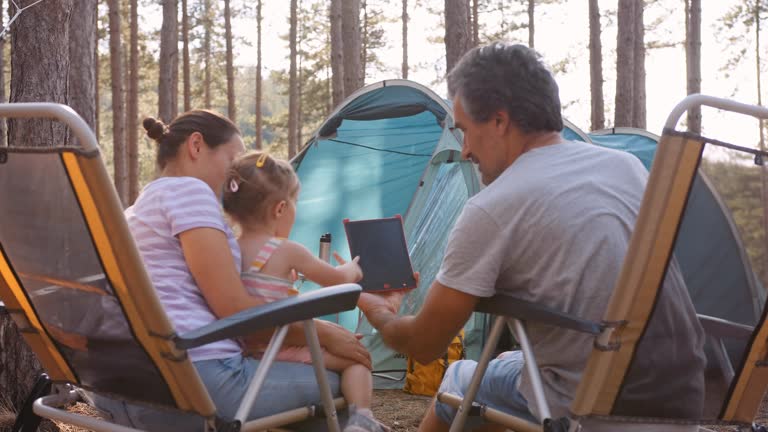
[343,216,417,292]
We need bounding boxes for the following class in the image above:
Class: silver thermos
[319,233,332,263]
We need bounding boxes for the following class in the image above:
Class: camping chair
[437,94,768,432]
[0,103,360,432]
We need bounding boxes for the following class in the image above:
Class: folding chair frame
[0,103,358,432]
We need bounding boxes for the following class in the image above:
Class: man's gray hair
[447,42,563,133]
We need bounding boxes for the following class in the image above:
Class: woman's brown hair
[143,110,240,169]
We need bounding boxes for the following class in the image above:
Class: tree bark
[341,0,362,96]
[472,0,479,47]
[203,0,212,109]
[0,0,5,147]
[255,0,263,150]
[330,0,345,106]
[69,0,97,133]
[444,0,472,74]
[361,0,368,84]
[528,0,535,48]
[402,0,408,79]
[685,0,701,133]
[108,0,128,205]
[224,0,236,122]
[588,0,604,131]
[158,0,178,123]
[632,0,645,128]
[182,0,191,112]
[0,0,77,409]
[614,0,635,128]
[128,0,139,203]
[289,0,298,158]
[95,18,100,140]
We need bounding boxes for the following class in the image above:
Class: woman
[91,110,371,430]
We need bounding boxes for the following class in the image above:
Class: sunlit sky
[143,0,766,148]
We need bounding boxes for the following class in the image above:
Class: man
[358,42,705,431]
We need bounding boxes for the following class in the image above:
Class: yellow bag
[403,330,465,396]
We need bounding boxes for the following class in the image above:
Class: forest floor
[0,389,766,432]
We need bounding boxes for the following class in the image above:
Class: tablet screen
[344,216,417,292]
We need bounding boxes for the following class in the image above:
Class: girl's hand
[333,252,363,282]
[322,321,372,369]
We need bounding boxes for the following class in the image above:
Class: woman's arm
[180,227,266,318]
[283,241,362,287]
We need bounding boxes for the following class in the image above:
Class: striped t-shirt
[125,176,242,361]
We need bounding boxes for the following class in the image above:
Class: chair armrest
[697,314,754,341]
[174,284,361,350]
[476,295,602,335]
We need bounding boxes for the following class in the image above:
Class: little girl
[222,151,386,432]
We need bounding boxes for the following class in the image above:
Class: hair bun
[143,117,167,141]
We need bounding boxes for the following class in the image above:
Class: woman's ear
[186,132,204,160]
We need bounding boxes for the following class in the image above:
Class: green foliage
[717,1,767,79]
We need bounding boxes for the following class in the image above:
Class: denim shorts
[87,354,341,431]
[435,351,537,429]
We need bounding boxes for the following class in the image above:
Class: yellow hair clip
[256,153,268,168]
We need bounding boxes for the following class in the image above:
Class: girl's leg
[321,352,372,410]
[340,363,373,409]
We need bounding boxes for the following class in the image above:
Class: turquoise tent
[290,80,765,388]
[290,80,483,386]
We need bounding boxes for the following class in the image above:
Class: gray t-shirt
[437,141,705,421]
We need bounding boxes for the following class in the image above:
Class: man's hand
[357,272,419,327]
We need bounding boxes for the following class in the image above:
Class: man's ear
[186,132,204,160]
[494,110,511,135]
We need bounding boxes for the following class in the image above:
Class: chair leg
[448,316,507,432]
[11,373,52,432]
[509,319,552,420]
[303,319,341,432]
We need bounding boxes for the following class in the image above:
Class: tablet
[343,215,417,292]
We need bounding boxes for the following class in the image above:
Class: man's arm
[360,280,478,364]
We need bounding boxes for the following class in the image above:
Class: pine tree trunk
[0,0,5,148]
[341,0,362,96]
[588,0,604,131]
[330,0,345,106]
[224,0,236,122]
[255,0,263,150]
[182,0,191,112]
[528,0,534,48]
[289,0,298,158]
[4,0,89,410]
[402,0,408,79]
[69,0,97,134]
[361,0,368,84]
[472,0,479,46]
[108,0,128,205]
[95,21,100,141]
[159,0,178,123]
[631,0,645,128]
[614,0,635,128]
[444,0,472,74]
[128,0,139,203]
[203,0,212,109]
[685,0,701,133]
[0,308,42,411]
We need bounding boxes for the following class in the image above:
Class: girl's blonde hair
[222,151,299,224]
